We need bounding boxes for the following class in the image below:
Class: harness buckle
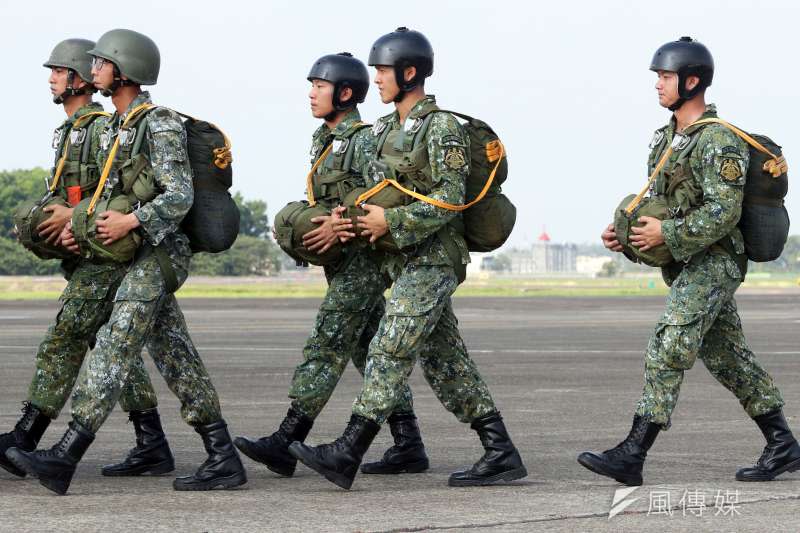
[671,133,691,151]
[69,128,87,146]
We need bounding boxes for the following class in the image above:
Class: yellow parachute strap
[174,110,232,170]
[87,103,154,215]
[354,140,507,212]
[691,118,788,177]
[305,143,334,207]
[623,145,674,216]
[48,111,111,193]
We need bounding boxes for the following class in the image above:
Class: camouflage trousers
[636,253,784,429]
[27,262,157,419]
[289,250,414,419]
[71,239,222,433]
[352,263,496,425]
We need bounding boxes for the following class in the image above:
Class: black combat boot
[361,412,429,474]
[289,414,380,490]
[577,414,661,486]
[0,403,51,477]
[449,412,528,486]
[736,410,800,481]
[5,420,94,495]
[102,408,175,476]
[233,407,313,477]
[173,419,247,491]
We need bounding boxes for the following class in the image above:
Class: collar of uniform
[69,101,103,122]
[118,91,153,124]
[669,103,718,133]
[406,94,437,122]
[331,108,362,137]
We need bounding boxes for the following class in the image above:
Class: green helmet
[89,29,160,89]
[43,38,96,104]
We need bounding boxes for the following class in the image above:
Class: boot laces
[13,403,36,435]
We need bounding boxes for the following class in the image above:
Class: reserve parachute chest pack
[615,118,789,267]
[13,110,108,260]
[274,122,372,266]
[347,107,516,255]
[72,103,240,263]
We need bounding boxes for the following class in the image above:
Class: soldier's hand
[302,214,339,253]
[357,204,388,243]
[330,205,355,243]
[601,223,623,252]
[60,221,80,254]
[37,204,74,244]
[96,211,140,245]
[629,216,664,252]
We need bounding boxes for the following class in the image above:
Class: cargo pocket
[654,310,704,370]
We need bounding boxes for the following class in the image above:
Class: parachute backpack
[14,111,109,260]
[351,109,515,252]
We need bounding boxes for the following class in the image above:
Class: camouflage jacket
[98,91,193,247]
[51,101,108,203]
[309,108,374,184]
[368,95,470,274]
[647,104,748,264]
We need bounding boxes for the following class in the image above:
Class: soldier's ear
[340,86,353,103]
[404,65,417,83]
[685,75,700,92]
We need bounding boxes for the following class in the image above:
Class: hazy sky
[1,0,797,247]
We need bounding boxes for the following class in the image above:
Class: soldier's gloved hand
[330,205,355,243]
[96,210,140,245]
[37,203,74,245]
[357,204,388,243]
[302,212,339,253]
[601,223,624,252]
[629,216,664,252]
[60,221,80,255]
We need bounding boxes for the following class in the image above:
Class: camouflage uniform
[351,96,497,425]
[288,109,414,419]
[28,102,158,419]
[70,92,222,433]
[635,104,784,429]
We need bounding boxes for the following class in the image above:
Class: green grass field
[1,273,798,300]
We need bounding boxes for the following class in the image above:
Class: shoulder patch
[720,157,744,181]
[440,134,465,147]
[721,145,741,155]
[444,146,467,170]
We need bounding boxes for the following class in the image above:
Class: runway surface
[0,295,798,532]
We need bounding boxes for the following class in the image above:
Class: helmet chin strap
[101,65,136,97]
[53,70,91,105]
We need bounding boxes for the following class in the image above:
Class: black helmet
[650,36,714,111]
[368,27,433,97]
[43,38,97,104]
[307,52,369,111]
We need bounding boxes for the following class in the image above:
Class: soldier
[6,28,246,495]
[234,53,428,477]
[578,37,800,486]
[0,38,172,480]
[289,28,527,490]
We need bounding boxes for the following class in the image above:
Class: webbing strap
[49,111,110,193]
[87,103,154,215]
[691,118,788,177]
[305,143,333,206]
[353,140,506,211]
[624,145,674,215]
